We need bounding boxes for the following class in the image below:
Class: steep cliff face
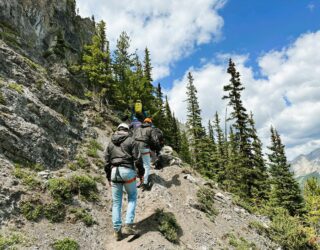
[0,40,86,169]
[0,0,94,63]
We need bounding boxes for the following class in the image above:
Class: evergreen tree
[143,47,153,84]
[267,127,305,216]
[186,72,205,141]
[113,31,134,109]
[208,120,215,143]
[179,130,192,164]
[223,59,254,198]
[171,116,181,152]
[223,59,250,151]
[185,72,205,168]
[163,96,174,146]
[304,177,320,234]
[248,112,270,203]
[224,127,242,193]
[213,112,227,182]
[153,83,165,129]
[81,20,112,99]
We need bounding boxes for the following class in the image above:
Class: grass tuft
[8,83,23,94]
[155,209,181,243]
[52,238,79,250]
[69,208,95,226]
[196,187,218,221]
[20,199,43,221]
[47,178,73,202]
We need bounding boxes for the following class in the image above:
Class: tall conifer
[223,59,254,198]
[267,127,305,215]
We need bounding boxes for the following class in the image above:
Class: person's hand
[138,177,144,187]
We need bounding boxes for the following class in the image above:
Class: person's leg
[141,148,151,184]
[124,181,137,225]
[112,182,123,232]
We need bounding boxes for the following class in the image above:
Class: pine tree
[171,116,181,152]
[179,130,192,164]
[304,177,320,234]
[153,83,165,129]
[223,59,250,151]
[185,72,205,168]
[186,72,205,141]
[224,127,242,193]
[223,59,254,198]
[213,112,227,182]
[208,120,215,143]
[81,20,112,99]
[143,47,153,84]
[248,112,270,203]
[267,127,305,216]
[113,31,134,109]
[163,96,174,146]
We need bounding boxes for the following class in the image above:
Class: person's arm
[131,139,144,179]
[104,145,112,184]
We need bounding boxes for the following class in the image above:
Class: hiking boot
[123,224,138,235]
[113,229,122,241]
[141,180,153,191]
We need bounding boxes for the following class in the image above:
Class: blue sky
[160,0,320,88]
[77,0,320,159]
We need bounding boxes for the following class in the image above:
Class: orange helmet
[144,118,152,123]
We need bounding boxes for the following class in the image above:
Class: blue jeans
[140,147,151,184]
[111,167,137,232]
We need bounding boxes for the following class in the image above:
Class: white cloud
[76,0,225,80]
[168,31,320,160]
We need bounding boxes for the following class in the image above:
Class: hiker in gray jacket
[104,123,144,240]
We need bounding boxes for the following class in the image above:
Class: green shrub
[13,166,42,190]
[84,90,93,99]
[267,208,312,250]
[196,187,218,221]
[249,220,268,235]
[0,92,6,105]
[20,200,43,221]
[48,178,73,202]
[68,162,78,171]
[44,201,66,223]
[22,175,42,189]
[52,238,79,250]
[75,156,90,169]
[31,163,45,171]
[8,83,23,94]
[69,208,95,226]
[0,233,23,250]
[156,209,181,243]
[93,115,104,127]
[226,233,257,250]
[71,175,99,201]
[232,196,256,214]
[87,139,103,158]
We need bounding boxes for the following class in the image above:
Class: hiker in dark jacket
[133,118,155,190]
[104,123,144,240]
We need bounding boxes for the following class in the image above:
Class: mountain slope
[0,1,278,249]
[291,148,320,184]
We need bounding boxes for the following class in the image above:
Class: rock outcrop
[0,40,86,168]
[0,0,94,63]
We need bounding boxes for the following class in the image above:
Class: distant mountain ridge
[290,147,320,186]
